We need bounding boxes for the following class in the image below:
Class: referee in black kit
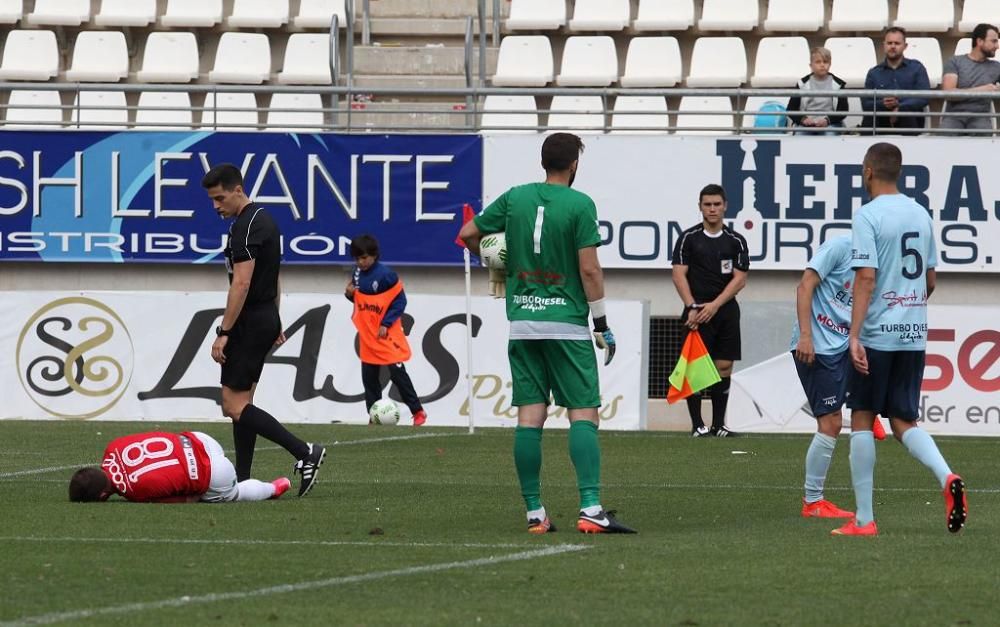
[671,184,750,438]
[204,163,326,496]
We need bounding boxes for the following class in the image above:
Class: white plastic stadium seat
[0,0,22,24]
[492,36,553,87]
[160,0,223,28]
[611,96,669,133]
[4,90,63,128]
[676,97,734,135]
[893,0,954,33]
[568,0,629,32]
[94,0,156,27]
[25,0,88,26]
[906,38,943,88]
[505,0,565,31]
[751,37,810,88]
[135,92,193,130]
[73,91,128,130]
[294,0,346,29]
[828,0,888,32]
[66,31,129,83]
[686,38,747,88]
[825,37,877,88]
[955,39,972,57]
[481,95,539,132]
[740,96,790,132]
[0,30,58,80]
[227,0,289,28]
[547,96,604,132]
[278,34,332,85]
[266,93,324,132]
[762,0,823,32]
[209,33,271,85]
[556,37,618,87]
[202,93,259,131]
[959,0,1000,33]
[632,0,694,31]
[137,32,199,83]
[621,37,681,87]
[699,0,758,31]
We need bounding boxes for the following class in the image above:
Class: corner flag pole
[463,247,475,434]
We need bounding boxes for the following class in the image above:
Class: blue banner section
[0,132,482,265]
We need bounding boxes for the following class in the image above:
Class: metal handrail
[361,0,371,46]
[477,0,486,88]
[492,0,500,46]
[330,13,340,86]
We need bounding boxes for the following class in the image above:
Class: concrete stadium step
[365,0,505,19]
[353,44,497,76]
[351,74,473,90]
[340,101,474,131]
[366,17,501,37]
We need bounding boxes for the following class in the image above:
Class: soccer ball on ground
[369,399,400,425]
[479,232,506,270]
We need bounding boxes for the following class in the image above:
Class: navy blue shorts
[847,347,925,421]
[793,350,851,418]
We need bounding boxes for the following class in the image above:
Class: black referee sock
[686,395,705,430]
[232,421,257,482]
[710,377,732,431]
[239,404,310,461]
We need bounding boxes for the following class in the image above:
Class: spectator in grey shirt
[942,23,1000,134]
[787,47,849,136]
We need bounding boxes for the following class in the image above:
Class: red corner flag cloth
[667,330,721,404]
[454,203,476,247]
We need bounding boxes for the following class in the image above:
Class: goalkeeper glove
[592,316,616,366]
[488,267,506,299]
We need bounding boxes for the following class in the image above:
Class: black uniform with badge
[220,202,282,390]
[671,224,750,360]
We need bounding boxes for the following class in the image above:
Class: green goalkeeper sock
[569,420,601,510]
[514,426,544,512]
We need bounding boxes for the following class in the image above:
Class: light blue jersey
[851,193,937,351]
[789,235,854,354]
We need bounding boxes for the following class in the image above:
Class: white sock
[235,479,276,502]
[582,504,603,517]
[527,507,546,522]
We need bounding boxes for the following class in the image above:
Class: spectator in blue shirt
[860,27,930,134]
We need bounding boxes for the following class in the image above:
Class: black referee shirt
[671,224,750,303]
[224,202,281,307]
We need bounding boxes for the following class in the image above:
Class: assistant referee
[671,183,750,437]
[203,163,326,496]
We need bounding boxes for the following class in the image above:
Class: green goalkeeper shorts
[508,339,600,409]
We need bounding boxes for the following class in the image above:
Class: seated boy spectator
[787,47,849,135]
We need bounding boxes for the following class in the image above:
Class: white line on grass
[0,535,538,550]
[2,544,589,626]
[0,432,458,480]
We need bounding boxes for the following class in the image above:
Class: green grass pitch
[1,421,994,626]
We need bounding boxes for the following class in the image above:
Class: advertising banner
[484,134,999,272]
[1,291,646,430]
[726,305,1000,436]
[0,132,481,265]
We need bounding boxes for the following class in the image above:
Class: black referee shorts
[221,302,281,391]
[681,300,741,362]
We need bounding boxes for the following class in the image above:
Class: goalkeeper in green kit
[459,133,636,534]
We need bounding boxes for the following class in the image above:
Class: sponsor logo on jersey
[359,303,384,314]
[512,295,568,312]
[882,290,928,308]
[16,296,135,420]
[816,313,849,336]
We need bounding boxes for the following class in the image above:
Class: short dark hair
[883,26,907,40]
[699,184,727,203]
[972,23,999,49]
[541,132,584,172]
[349,234,380,260]
[864,142,903,183]
[201,163,244,190]
[69,467,111,502]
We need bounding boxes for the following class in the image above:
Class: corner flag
[667,330,721,404]
[454,203,476,247]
